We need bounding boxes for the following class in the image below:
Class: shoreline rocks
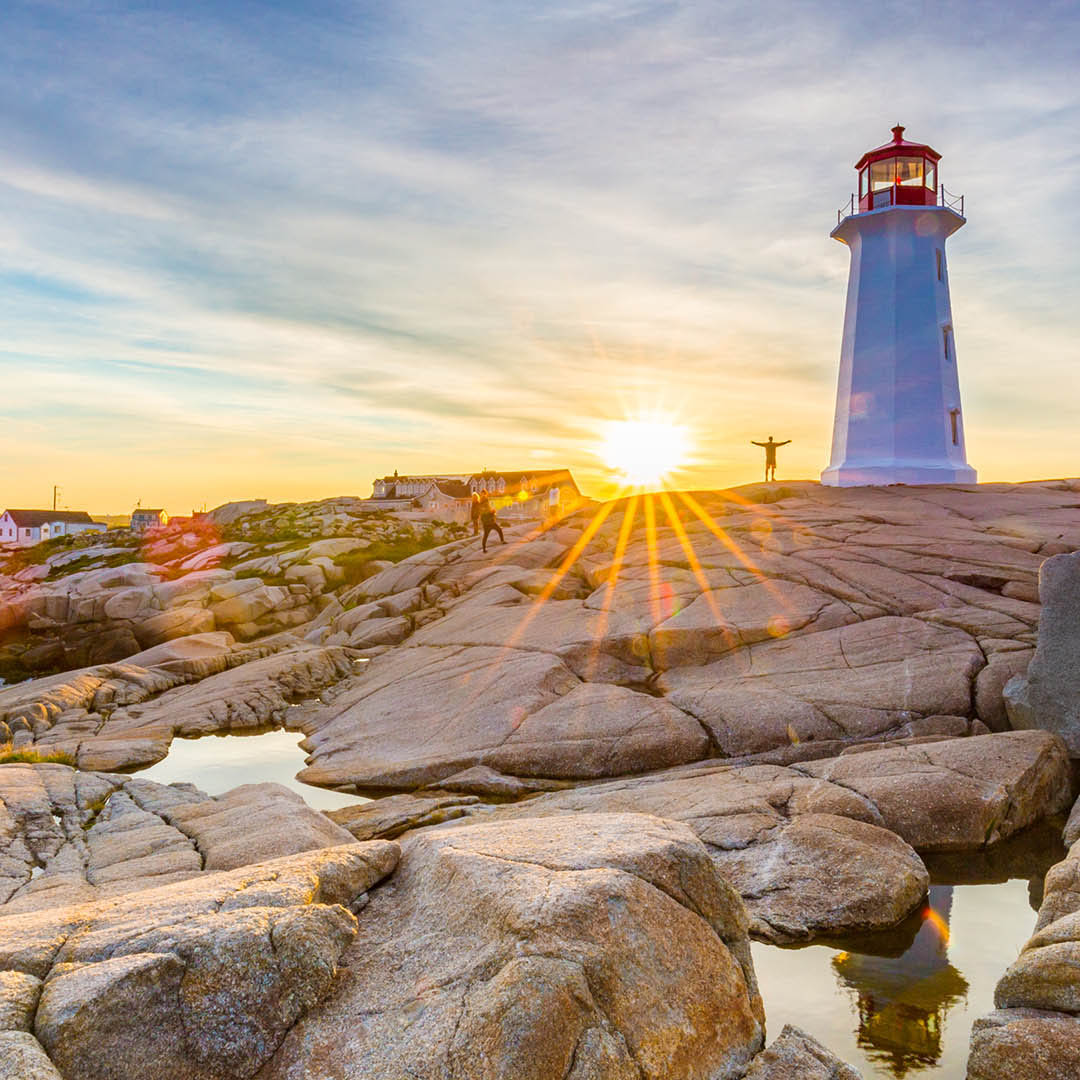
[1005,551,1080,756]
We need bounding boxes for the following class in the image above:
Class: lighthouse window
[943,326,953,362]
[936,250,943,280]
[869,160,894,192]
[896,157,924,186]
[859,168,867,198]
[925,160,937,192]
[949,409,960,446]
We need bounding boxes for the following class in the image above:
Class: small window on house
[936,250,943,281]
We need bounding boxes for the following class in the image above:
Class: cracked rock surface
[260,813,765,1080]
[5,483,1080,794]
[0,764,355,914]
[461,731,1071,941]
[0,843,398,1080]
[285,481,1079,793]
[0,641,354,773]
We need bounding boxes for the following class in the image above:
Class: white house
[130,508,169,532]
[0,509,102,548]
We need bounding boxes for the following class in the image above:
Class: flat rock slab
[0,844,398,1080]
[326,792,481,840]
[0,764,355,914]
[470,732,1070,941]
[659,617,984,755]
[261,814,765,1080]
[9,482,1080,795]
[35,644,355,772]
[286,482,1080,791]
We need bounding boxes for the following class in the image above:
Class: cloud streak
[2,0,1078,511]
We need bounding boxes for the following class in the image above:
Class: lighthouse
[821,126,976,486]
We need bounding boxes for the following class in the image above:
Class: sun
[601,418,690,489]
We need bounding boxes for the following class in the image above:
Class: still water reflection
[751,825,1064,1079]
[136,727,368,812]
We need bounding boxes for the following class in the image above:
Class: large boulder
[0,1032,63,1079]
[0,844,397,1080]
[261,814,765,1080]
[474,732,1069,942]
[1005,551,1080,756]
[791,731,1072,851]
[132,604,215,647]
[968,1008,1080,1079]
[709,813,928,943]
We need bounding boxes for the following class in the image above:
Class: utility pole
[52,485,60,512]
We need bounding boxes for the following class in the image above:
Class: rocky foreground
[1,481,1080,1078]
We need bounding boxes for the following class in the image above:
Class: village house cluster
[368,468,583,523]
[0,506,172,549]
[1,468,583,550]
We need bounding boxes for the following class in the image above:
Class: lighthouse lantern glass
[869,160,894,191]
[897,157,924,185]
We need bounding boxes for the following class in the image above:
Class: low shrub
[0,745,77,767]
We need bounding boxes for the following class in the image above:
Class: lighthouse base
[821,462,977,487]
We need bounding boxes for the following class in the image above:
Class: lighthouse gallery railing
[836,186,965,225]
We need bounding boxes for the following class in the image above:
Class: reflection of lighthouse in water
[832,887,968,1076]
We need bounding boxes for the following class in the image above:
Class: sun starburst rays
[464,478,803,751]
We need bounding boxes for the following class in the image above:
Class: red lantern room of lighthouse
[856,124,940,213]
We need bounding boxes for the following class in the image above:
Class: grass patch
[334,531,441,586]
[2,530,139,574]
[45,550,140,581]
[0,746,77,766]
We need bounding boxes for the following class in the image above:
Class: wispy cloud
[2,0,1078,511]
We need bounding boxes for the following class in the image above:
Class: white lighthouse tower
[822,126,976,486]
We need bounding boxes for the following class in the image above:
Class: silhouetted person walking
[469,492,482,535]
[752,436,791,482]
[479,494,504,552]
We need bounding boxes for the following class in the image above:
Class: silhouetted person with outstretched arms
[752,436,791,482]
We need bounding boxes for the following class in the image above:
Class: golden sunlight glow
[601,419,689,489]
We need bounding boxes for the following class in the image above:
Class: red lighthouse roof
[855,125,942,170]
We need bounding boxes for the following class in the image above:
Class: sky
[2,0,1078,514]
